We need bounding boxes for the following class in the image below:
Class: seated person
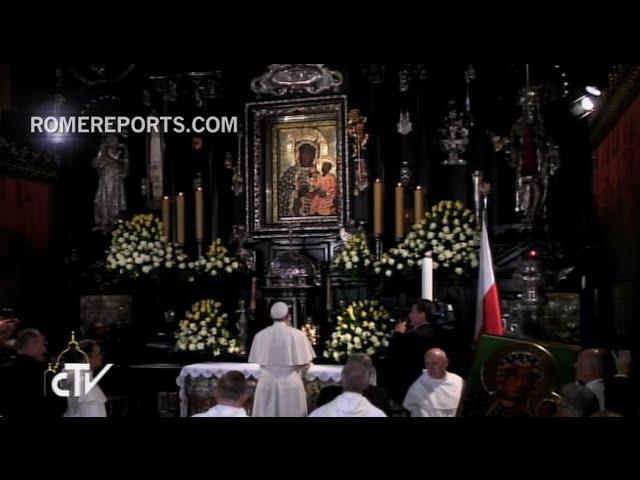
[308,359,386,417]
[193,371,250,418]
[556,384,599,418]
[403,348,464,417]
[317,354,391,415]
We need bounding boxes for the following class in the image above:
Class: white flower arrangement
[187,239,245,277]
[301,324,319,346]
[323,300,394,363]
[374,200,480,278]
[106,214,188,279]
[331,234,375,276]
[174,299,241,357]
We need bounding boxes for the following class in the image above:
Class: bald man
[575,349,607,410]
[249,302,316,417]
[402,348,464,417]
[575,348,636,416]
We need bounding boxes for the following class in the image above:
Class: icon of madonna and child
[277,134,338,220]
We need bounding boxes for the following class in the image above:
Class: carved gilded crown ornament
[251,64,344,97]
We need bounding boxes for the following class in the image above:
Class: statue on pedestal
[93,134,128,233]
[231,225,256,272]
[506,90,560,224]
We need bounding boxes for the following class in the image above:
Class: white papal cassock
[249,321,316,417]
[63,371,107,418]
[402,371,464,417]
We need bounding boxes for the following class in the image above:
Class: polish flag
[475,217,504,340]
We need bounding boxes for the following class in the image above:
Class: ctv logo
[51,364,114,398]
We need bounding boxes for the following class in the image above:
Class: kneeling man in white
[309,358,386,417]
[193,371,250,417]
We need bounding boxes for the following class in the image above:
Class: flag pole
[475,184,503,341]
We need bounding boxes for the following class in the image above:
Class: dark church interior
[0,63,637,419]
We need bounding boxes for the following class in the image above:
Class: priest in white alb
[192,371,250,418]
[403,348,464,417]
[308,358,386,417]
[249,302,316,417]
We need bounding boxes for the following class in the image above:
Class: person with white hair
[316,354,391,415]
[308,359,386,417]
[248,302,316,417]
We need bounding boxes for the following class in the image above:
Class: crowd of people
[195,301,637,418]
[0,303,636,418]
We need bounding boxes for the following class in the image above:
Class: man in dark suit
[605,350,636,417]
[0,329,66,418]
[386,300,439,406]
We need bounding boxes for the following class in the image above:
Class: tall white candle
[422,254,434,301]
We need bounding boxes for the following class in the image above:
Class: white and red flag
[475,217,504,340]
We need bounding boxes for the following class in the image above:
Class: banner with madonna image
[458,335,581,417]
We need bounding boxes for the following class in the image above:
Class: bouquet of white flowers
[323,300,394,363]
[187,239,245,277]
[174,299,241,357]
[106,214,188,279]
[331,235,375,276]
[375,200,479,278]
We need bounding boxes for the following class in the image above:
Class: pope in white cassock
[249,302,316,417]
[403,348,464,417]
